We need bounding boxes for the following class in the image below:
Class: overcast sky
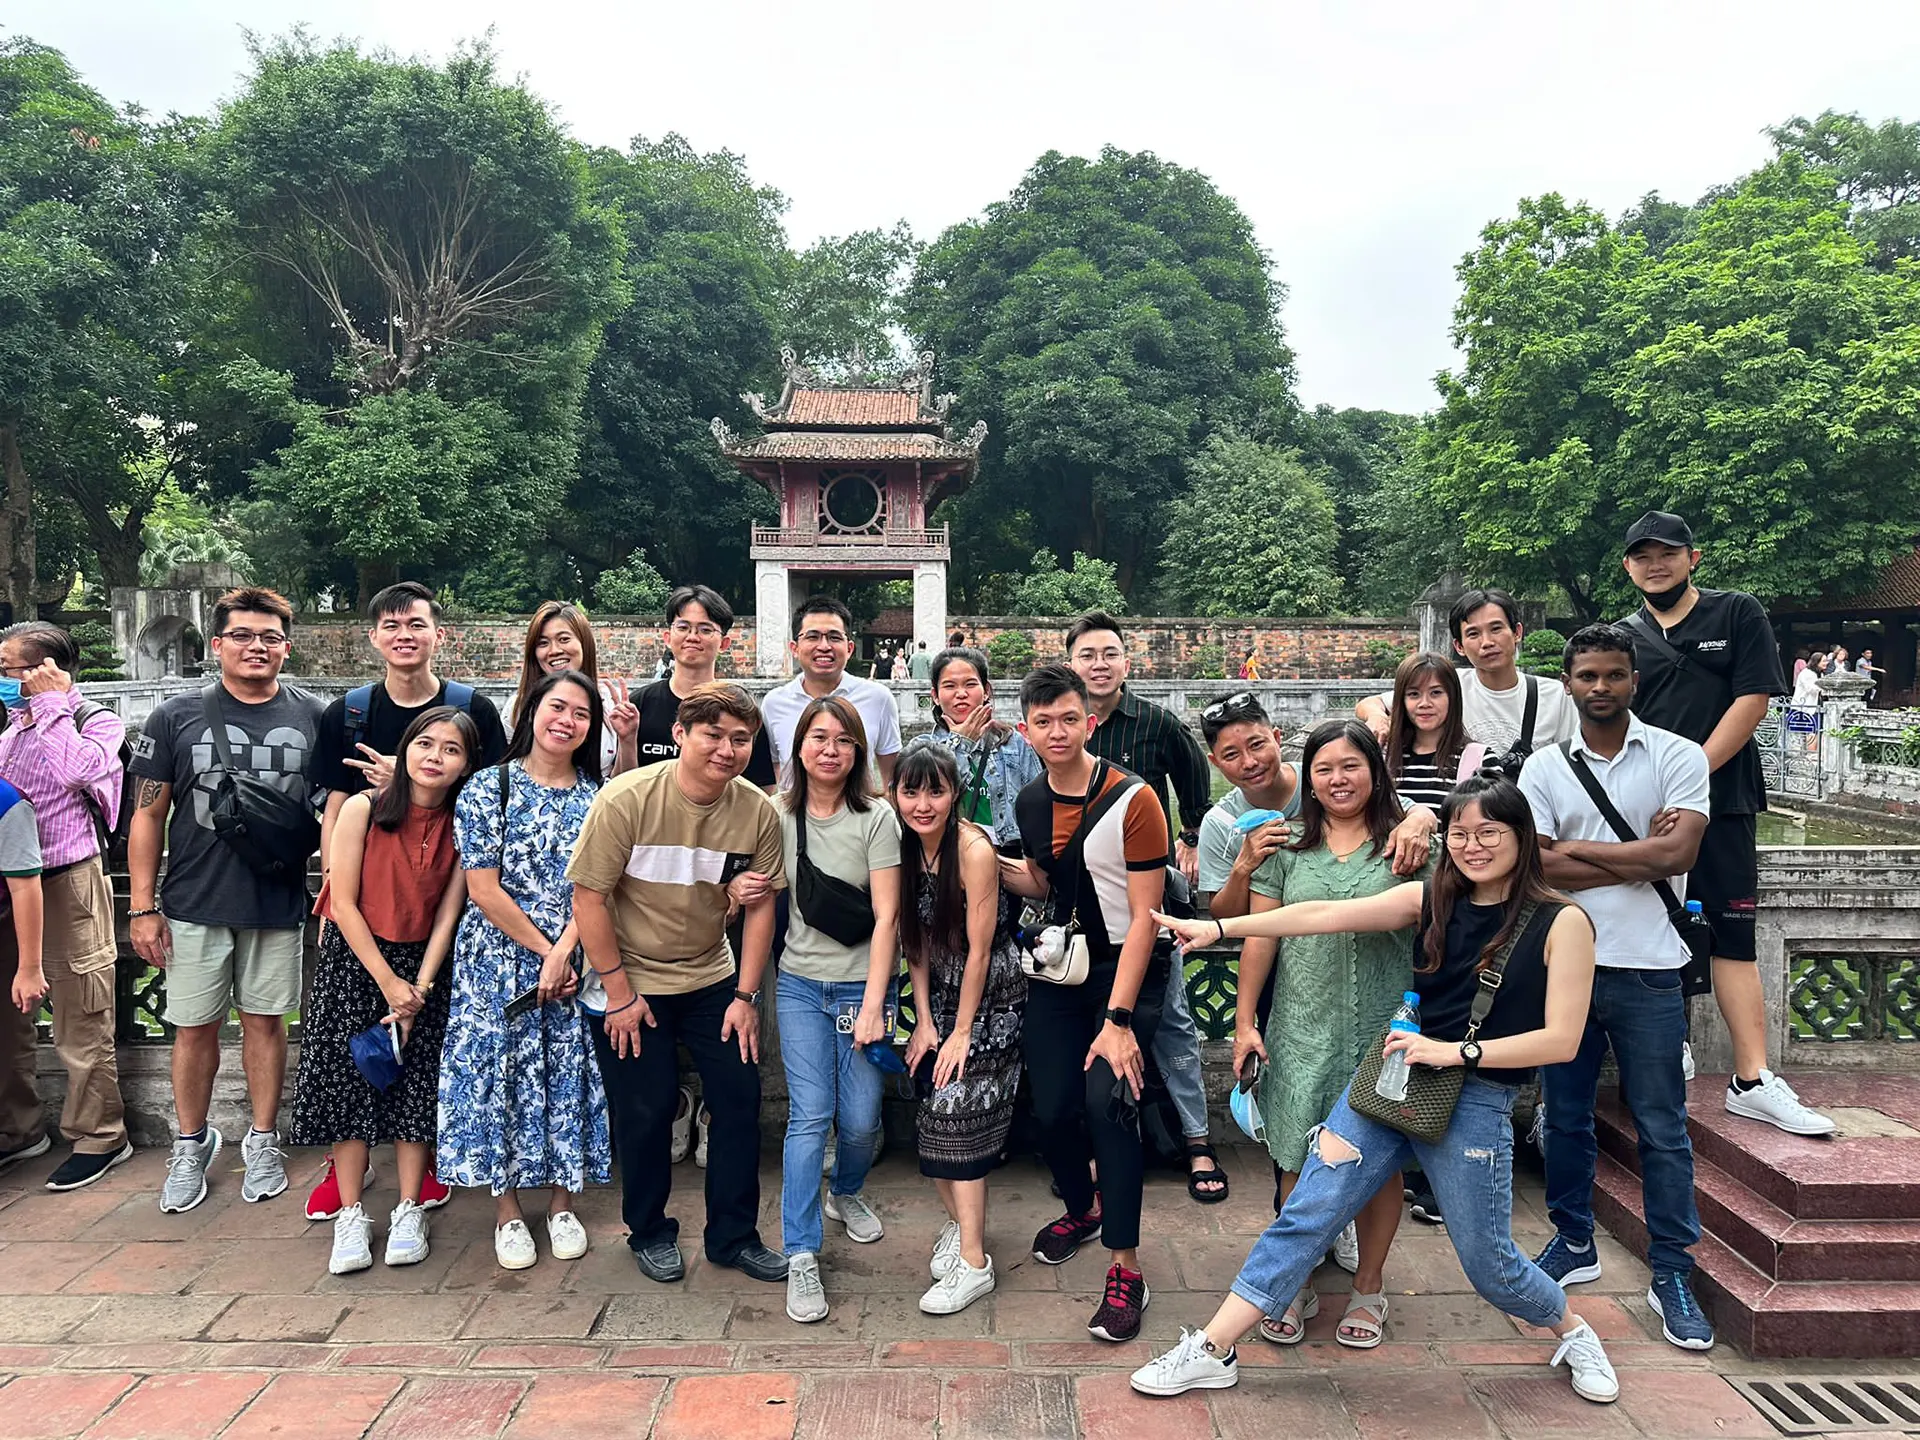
[11,1,1919,415]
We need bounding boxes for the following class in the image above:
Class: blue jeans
[1230,1079,1567,1329]
[776,970,891,1257]
[1154,961,1210,1140]
[1543,965,1699,1276]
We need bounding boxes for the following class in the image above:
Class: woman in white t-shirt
[510,602,640,777]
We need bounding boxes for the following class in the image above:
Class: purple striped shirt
[0,689,125,868]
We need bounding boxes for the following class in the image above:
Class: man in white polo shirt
[760,596,903,789]
[1517,623,1715,1353]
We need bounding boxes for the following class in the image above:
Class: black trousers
[592,978,764,1264]
[1021,950,1169,1252]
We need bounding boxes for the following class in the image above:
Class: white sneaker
[930,1220,963,1280]
[495,1218,538,1270]
[670,1085,696,1164]
[1681,1041,1696,1082]
[694,1101,711,1169]
[919,1253,995,1314]
[329,1204,373,1275]
[1725,1070,1838,1136]
[1332,1221,1360,1274]
[824,1189,884,1244]
[1131,1326,1239,1397]
[384,1200,429,1267]
[1551,1319,1619,1404]
[547,1209,589,1260]
[786,1251,829,1323]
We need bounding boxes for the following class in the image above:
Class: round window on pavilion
[819,470,887,534]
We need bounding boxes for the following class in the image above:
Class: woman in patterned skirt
[896,745,1027,1316]
[438,669,611,1272]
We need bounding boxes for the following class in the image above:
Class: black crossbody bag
[1559,742,1715,996]
[793,808,877,948]
[1487,675,1540,780]
[199,684,321,881]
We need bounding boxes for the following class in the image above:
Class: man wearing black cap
[1617,512,1834,1137]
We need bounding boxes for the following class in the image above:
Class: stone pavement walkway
[0,1141,1809,1438]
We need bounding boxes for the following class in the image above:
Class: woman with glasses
[904,647,1042,855]
[1229,719,1431,1350]
[1136,778,1616,1408]
[511,602,640,778]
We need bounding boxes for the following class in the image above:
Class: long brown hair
[1386,651,1468,780]
[783,696,874,815]
[1417,776,1571,975]
[1291,719,1404,857]
[890,744,969,961]
[513,602,599,724]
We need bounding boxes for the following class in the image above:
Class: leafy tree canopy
[1158,434,1342,616]
[1009,549,1127,616]
[593,550,671,614]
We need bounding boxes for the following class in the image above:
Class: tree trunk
[0,424,38,623]
[355,559,398,610]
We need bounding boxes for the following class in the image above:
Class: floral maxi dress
[437,762,611,1195]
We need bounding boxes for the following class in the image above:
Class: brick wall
[284,614,1417,680]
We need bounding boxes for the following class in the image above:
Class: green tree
[70,620,123,682]
[205,34,626,604]
[593,550,670,613]
[1158,435,1341,616]
[1010,550,1126,616]
[780,222,918,371]
[138,479,253,585]
[905,147,1295,596]
[1769,111,1920,269]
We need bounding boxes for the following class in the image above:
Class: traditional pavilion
[712,347,985,675]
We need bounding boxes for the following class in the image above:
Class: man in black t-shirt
[634,585,775,791]
[1617,512,1833,1137]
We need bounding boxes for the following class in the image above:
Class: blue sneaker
[1647,1271,1714,1351]
[1534,1234,1603,1286]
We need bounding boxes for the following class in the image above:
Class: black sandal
[1186,1141,1229,1204]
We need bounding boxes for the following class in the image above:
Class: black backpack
[72,701,136,866]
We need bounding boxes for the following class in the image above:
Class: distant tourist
[1856,648,1882,703]
[890,649,910,682]
[1615,512,1829,1136]
[909,639,933,682]
[1239,651,1262,681]
[1519,622,1715,1350]
[129,586,325,1214]
[907,646,1042,853]
[0,621,130,1191]
[762,598,903,789]
[511,601,642,778]
[633,586,775,790]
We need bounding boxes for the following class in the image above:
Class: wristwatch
[1178,829,1200,848]
[1105,1006,1133,1030]
[1459,1039,1483,1072]
[734,988,761,1007]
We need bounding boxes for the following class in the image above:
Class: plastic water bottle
[1685,900,1704,919]
[1375,991,1422,1102]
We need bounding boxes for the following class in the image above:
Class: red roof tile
[783,390,922,426]
[1835,548,1920,610]
[719,431,978,462]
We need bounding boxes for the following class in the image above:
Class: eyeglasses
[1202,691,1261,723]
[669,621,722,639]
[218,628,287,648]
[797,630,849,646]
[1445,825,1510,849]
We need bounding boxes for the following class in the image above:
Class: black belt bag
[792,809,876,948]
[200,684,321,881]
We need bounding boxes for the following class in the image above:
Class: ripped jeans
[1229,1077,1567,1329]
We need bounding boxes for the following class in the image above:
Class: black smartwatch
[734,988,761,1007]
[1178,829,1200,848]
[1105,1006,1133,1030]
[1459,1039,1483,1072]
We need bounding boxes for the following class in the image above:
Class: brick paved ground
[0,1141,1813,1438]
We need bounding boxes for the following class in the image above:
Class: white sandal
[1337,1291,1388,1349]
[1258,1287,1319,1345]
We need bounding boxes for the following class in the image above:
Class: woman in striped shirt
[1384,653,1472,817]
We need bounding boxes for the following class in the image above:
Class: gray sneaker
[785,1251,829,1323]
[824,1189,884,1244]
[158,1128,223,1213]
[240,1129,288,1203]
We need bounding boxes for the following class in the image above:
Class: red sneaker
[304,1153,377,1221]
[419,1167,452,1210]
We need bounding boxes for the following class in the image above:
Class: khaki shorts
[164,921,304,1027]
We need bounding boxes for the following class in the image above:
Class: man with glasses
[1066,612,1221,1203]
[128,587,325,1214]
[635,586,775,791]
[762,597,902,788]
[1518,624,1716,1352]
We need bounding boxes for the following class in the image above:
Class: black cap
[1623,510,1694,553]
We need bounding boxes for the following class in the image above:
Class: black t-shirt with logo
[1619,588,1786,816]
[634,679,777,788]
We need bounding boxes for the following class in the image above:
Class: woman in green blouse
[1233,719,1430,1351]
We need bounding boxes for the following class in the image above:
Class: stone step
[1591,1148,1920,1358]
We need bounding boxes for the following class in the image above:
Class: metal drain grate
[1729,1376,1920,1435]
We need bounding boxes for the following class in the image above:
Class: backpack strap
[1519,675,1540,749]
[444,681,474,714]
[342,683,376,753]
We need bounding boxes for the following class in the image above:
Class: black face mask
[1642,580,1690,613]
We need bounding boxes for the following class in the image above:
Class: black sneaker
[1088,1263,1149,1342]
[0,1133,50,1172]
[1032,1208,1102,1265]
[46,1141,134,1192]
[1408,1186,1443,1225]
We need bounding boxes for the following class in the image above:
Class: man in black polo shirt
[1617,512,1834,1136]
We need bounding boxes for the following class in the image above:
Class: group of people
[1791,642,1881,706]
[0,508,1837,1411]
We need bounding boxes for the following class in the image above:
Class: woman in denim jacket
[906,647,1042,854]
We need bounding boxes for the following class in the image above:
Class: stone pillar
[912,561,947,657]
[754,561,791,678]
[1412,570,1465,658]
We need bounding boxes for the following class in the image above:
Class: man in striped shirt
[0,622,129,1191]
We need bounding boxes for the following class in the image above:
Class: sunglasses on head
[1202,691,1261,724]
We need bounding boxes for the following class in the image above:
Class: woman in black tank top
[1138,778,1624,1409]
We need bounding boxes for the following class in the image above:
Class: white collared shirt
[1517,715,1710,970]
[760,671,904,787]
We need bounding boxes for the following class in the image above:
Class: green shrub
[1187,643,1226,680]
[594,551,670,614]
[1360,638,1409,678]
[1519,628,1567,677]
[71,621,124,682]
[986,629,1036,679]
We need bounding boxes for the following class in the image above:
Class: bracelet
[129,907,162,920]
[1214,919,1227,944]
[606,995,639,1016]
[590,962,624,977]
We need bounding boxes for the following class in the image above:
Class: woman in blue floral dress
[438,669,611,1272]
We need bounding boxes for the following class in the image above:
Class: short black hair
[793,595,853,639]
[1562,623,1636,673]
[367,581,441,623]
[1201,693,1273,747]
[0,621,78,671]
[1065,611,1126,654]
[1447,589,1519,643]
[1020,663,1089,715]
[666,584,734,631]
